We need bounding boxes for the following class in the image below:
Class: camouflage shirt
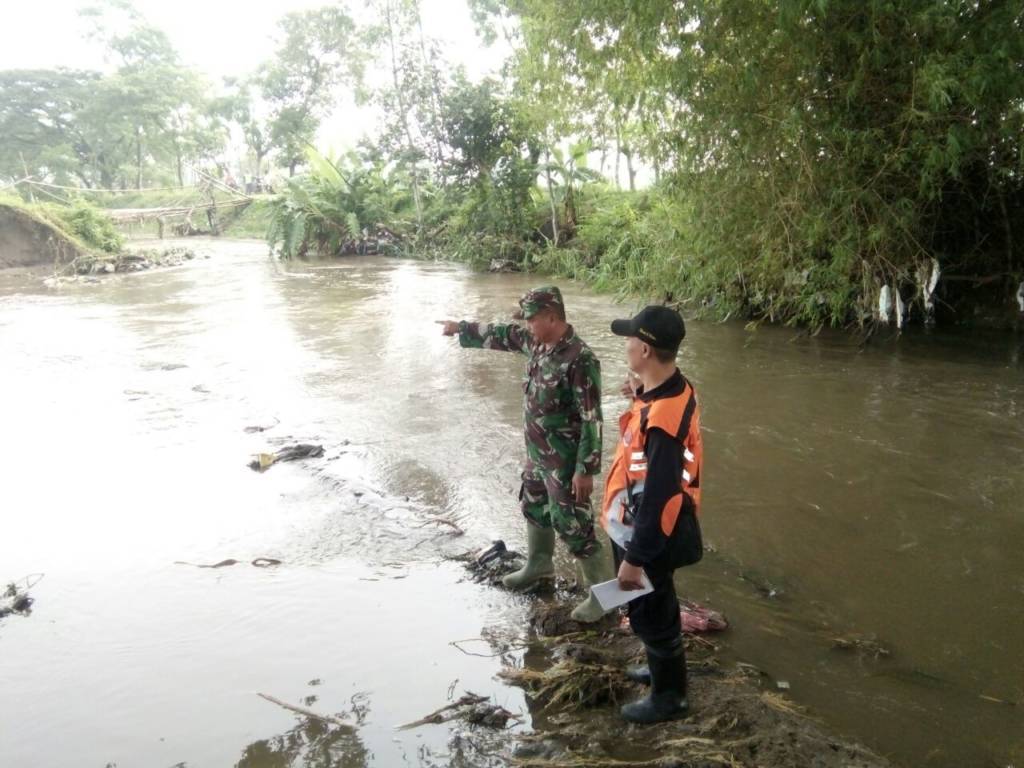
[458,321,603,476]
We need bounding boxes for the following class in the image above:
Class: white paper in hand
[591,573,654,612]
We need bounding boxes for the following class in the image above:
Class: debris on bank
[0,574,42,620]
[831,634,892,659]
[244,417,280,434]
[257,692,351,728]
[398,692,521,731]
[174,557,282,569]
[444,547,892,768]
[248,443,325,472]
[495,601,893,768]
[43,247,202,285]
[739,568,785,599]
[500,641,632,710]
[449,540,525,586]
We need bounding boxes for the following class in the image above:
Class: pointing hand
[436,320,460,336]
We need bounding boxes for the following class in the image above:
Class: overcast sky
[0,0,511,152]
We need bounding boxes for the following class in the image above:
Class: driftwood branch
[0,175,34,191]
[257,692,349,727]
[396,693,488,730]
[174,558,282,568]
[412,516,465,535]
[450,637,530,658]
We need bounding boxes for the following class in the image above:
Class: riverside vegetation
[4,0,1023,329]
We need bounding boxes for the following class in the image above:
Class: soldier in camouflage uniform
[438,286,614,622]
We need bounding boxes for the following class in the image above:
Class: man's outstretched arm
[437,320,532,353]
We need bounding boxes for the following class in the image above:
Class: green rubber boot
[502,525,556,590]
[570,546,615,623]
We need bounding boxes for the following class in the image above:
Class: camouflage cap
[514,285,564,320]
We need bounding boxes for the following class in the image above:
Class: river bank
[0,200,96,269]
[1,241,1021,767]
[432,549,895,768]
[0,198,207,279]
[66,181,1022,333]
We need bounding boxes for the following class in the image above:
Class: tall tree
[437,75,539,238]
[0,69,97,185]
[361,0,435,229]
[478,0,1024,327]
[77,0,220,189]
[214,79,274,182]
[259,6,362,176]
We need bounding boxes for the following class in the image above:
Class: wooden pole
[190,164,252,200]
[20,154,34,203]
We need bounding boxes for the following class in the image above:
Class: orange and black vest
[600,375,703,564]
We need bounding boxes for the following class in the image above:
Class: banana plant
[540,138,604,244]
[268,146,414,258]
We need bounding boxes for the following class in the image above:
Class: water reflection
[236,698,370,768]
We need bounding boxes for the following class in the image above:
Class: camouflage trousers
[520,461,599,558]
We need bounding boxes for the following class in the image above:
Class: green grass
[0,195,109,257]
[220,198,274,239]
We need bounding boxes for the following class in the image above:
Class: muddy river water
[1,238,1022,767]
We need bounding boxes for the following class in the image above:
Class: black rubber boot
[620,641,689,723]
[625,665,651,686]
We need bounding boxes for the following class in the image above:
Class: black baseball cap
[610,305,686,350]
